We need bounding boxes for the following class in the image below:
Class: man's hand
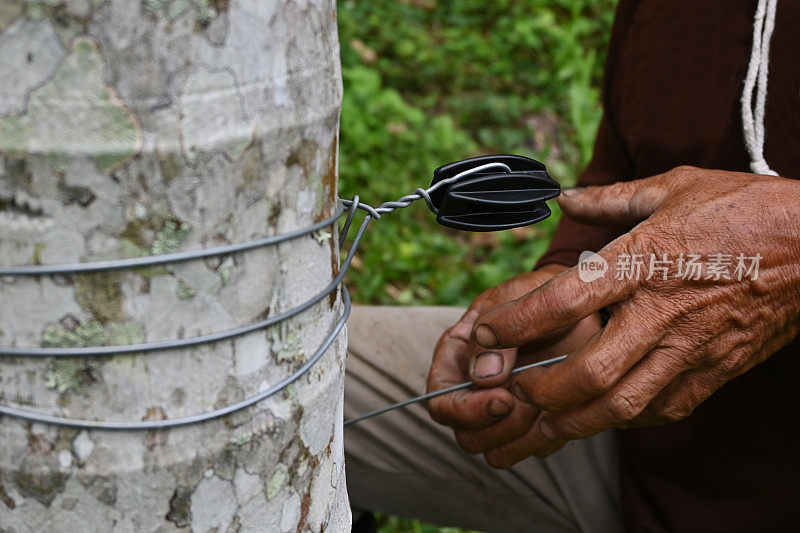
[425,264,602,467]
[473,166,800,454]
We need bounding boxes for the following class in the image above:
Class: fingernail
[487,398,511,418]
[561,187,584,197]
[473,351,503,378]
[513,383,533,405]
[538,419,557,440]
[475,324,500,348]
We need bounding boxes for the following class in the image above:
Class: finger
[427,328,516,429]
[453,400,540,454]
[427,292,524,430]
[626,369,725,427]
[439,310,479,348]
[472,239,636,349]
[428,323,472,395]
[428,314,478,386]
[482,418,565,468]
[559,172,672,226]
[512,307,664,411]
[529,439,567,459]
[517,311,603,356]
[625,330,786,428]
[468,348,518,388]
[435,289,497,353]
[536,346,690,440]
[427,387,517,431]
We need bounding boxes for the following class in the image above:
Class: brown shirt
[537,1,800,531]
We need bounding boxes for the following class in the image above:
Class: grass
[337,1,617,530]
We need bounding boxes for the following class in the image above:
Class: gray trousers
[343,306,624,533]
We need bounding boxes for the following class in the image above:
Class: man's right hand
[425,263,602,468]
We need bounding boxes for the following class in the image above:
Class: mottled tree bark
[0,1,348,530]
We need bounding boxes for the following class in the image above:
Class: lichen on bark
[0,36,141,168]
[0,1,348,530]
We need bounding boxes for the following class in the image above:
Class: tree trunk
[0,1,348,531]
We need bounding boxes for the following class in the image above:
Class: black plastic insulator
[430,154,561,232]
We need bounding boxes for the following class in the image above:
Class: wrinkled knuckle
[714,346,750,376]
[550,418,583,440]
[653,343,693,369]
[439,325,457,342]
[671,165,698,182]
[714,352,743,376]
[606,391,645,422]
[538,286,572,321]
[625,230,658,257]
[659,401,695,422]
[434,335,454,356]
[450,320,473,340]
[725,306,753,333]
[579,355,618,395]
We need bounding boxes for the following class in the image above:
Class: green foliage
[338,0,617,306]
[376,514,482,533]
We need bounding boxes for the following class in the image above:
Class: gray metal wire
[340,161,511,219]
[0,204,362,358]
[343,355,568,426]
[0,288,352,430]
[0,205,345,276]
[0,160,551,430]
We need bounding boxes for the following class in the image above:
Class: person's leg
[344,305,623,533]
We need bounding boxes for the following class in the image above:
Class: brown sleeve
[536,117,634,268]
[536,0,638,269]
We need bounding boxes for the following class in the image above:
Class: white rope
[741,0,779,176]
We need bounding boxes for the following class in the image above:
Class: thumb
[468,347,518,388]
[559,173,672,226]
[471,238,634,349]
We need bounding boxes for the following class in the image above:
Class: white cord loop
[741,0,779,176]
